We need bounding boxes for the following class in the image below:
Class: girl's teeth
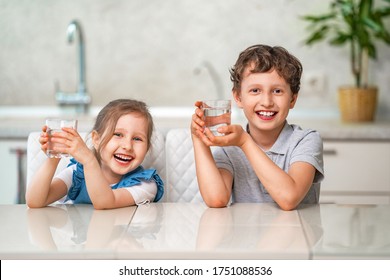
[115,154,132,161]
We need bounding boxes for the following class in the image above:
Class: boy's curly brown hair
[230,44,303,94]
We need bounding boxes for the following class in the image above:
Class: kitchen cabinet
[320,141,390,204]
[0,140,27,204]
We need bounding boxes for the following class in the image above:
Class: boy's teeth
[259,111,275,116]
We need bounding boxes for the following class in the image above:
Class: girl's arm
[83,159,136,209]
[59,128,136,210]
[191,102,233,208]
[26,128,68,208]
[26,157,68,208]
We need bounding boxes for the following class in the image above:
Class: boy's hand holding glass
[201,100,231,136]
[203,123,249,148]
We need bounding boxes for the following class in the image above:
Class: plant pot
[338,86,378,122]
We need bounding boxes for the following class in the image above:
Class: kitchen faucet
[56,20,91,113]
[194,61,224,100]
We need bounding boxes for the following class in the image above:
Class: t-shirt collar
[267,121,293,155]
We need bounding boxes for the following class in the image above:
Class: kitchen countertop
[1,106,390,140]
[1,118,390,141]
[1,202,389,260]
[292,119,390,141]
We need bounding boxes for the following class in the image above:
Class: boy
[191,44,324,210]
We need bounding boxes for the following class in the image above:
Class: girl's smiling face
[92,113,149,183]
[234,67,298,135]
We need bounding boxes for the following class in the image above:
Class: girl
[26,99,164,209]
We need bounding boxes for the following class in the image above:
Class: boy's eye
[250,88,261,94]
[272,89,283,95]
[133,137,143,142]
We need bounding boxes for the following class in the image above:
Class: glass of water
[202,100,231,136]
[45,119,78,158]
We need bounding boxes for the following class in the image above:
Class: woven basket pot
[338,86,378,122]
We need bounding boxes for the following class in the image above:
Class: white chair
[26,130,166,198]
[165,128,203,202]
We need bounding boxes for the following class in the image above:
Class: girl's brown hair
[230,44,303,94]
[91,99,154,163]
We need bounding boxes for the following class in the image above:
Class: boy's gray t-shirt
[213,122,324,204]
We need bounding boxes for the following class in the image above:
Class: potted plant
[301,0,390,122]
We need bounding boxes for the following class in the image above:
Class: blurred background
[1,0,389,116]
[1,0,390,205]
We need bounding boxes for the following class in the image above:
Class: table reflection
[196,203,322,252]
[308,204,390,258]
[119,202,164,250]
[119,203,319,258]
[26,205,135,251]
[2,203,388,259]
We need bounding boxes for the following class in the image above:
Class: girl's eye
[133,137,143,142]
[113,132,123,137]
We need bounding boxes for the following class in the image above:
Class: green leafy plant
[302,0,390,88]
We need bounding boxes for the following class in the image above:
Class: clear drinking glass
[45,119,78,158]
[202,100,231,136]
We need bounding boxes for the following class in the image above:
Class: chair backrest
[26,130,166,193]
[165,128,203,202]
[26,132,79,188]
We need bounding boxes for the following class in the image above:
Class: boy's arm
[192,136,233,208]
[240,137,315,211]
[191,101,232,207]
[206,125,316,210]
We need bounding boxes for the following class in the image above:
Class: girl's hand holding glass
[45,119,78,158]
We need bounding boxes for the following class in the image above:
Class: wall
[1,0,390,117]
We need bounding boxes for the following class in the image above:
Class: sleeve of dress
[123,180,158,205]
[116,167,164,202]
[53,165,76,190]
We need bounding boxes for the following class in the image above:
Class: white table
[0,204,136,259]
[299,203,390,259]
[0,203,389,259]
[117,203,309,259]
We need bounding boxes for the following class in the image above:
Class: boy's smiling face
[234,66,298,135]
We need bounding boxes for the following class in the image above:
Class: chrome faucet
[56,20,91,113]
[194,61,224,100]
